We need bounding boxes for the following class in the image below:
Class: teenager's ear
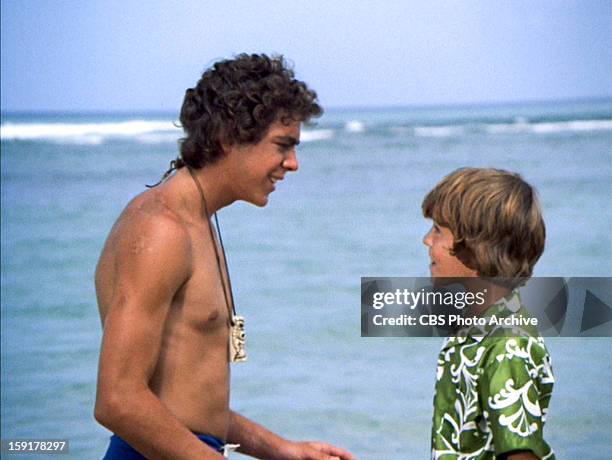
[219,141,233,157]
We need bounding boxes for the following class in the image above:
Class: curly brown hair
[177,53,321,169]
[422,168,546,284]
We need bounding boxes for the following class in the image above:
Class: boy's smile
[423,222,478,279]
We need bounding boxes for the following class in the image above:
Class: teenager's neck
[181,163,236,216]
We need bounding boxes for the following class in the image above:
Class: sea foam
[485,119,612,134]
[0,120,334,145]
[345,120,365,133]
[0,120,180,143]
[410,119,612,138]
[301,129,334,142]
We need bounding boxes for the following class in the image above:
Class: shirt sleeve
[479,337,554,458]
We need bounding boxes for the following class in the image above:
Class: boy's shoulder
[479,334,552,377]
[479,292,552,373]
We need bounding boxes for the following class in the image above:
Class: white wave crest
[413,125,465,138]
[301,129,334,142]
[0,120,335,145]
[136,133,183,144]
[530,119,612,134]
[487,119,612,134]
[0,120,181,143]
[345,120,365,133]
[405,119,612,138]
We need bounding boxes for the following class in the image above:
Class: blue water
[2,99,611,458]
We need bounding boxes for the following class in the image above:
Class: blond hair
[422,168,545,280]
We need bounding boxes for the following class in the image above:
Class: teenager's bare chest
[171,225,231,336]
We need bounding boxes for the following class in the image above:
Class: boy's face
[423,222,478,279]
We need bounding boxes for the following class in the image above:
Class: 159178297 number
[2,439,69,454]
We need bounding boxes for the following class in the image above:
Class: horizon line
[2,95,611,117]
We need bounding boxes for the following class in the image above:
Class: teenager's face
[228,120,301,207]
[423,222,478,279]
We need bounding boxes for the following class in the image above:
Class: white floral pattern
[431,291,555,459]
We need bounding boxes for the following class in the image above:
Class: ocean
[2,99,611,458]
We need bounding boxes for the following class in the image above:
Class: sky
[1,0,611,112]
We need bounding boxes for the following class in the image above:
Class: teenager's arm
[94,216,223,460]
[227,411,355,460]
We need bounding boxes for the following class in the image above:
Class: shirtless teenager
[94,54,355,460]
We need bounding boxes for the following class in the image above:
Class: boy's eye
[277,143,292,152]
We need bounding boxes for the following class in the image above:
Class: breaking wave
[2,116,610,144]
[0,121,335,145]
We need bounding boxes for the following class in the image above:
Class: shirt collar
[441,290,524,350]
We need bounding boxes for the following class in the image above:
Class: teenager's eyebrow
[273,135,300,146]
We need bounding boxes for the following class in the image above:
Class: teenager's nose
[282,150,299,172]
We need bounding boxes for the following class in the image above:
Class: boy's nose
[423,228,433,247]
[282,150,299,172]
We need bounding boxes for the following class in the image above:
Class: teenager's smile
[228,120,301,206]
[268,174,284,185]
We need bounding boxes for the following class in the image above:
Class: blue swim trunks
[102,433,225,459]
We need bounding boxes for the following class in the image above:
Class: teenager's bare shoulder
[109,189,192,259]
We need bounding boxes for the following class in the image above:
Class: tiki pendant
[229,315,247,363]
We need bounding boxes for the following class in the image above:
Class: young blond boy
[422,168,555,460]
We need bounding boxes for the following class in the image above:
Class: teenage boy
[94,54,354,460]
[422,168,555,460]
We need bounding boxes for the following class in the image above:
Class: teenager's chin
[244,195,269,207]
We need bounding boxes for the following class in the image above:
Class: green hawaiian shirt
[431,291,555,459]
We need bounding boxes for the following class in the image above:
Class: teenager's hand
[281,440,356,460]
